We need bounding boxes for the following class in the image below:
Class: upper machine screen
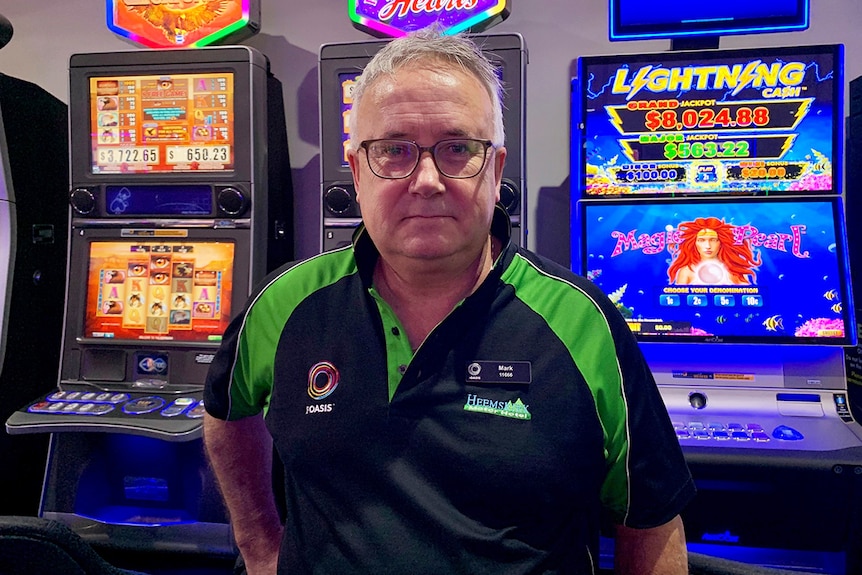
[578,45,840,196]
[89,72,235,175]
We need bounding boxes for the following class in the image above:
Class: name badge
[465,361,531,385]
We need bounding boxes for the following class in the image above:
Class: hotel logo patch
[464,393,531,420]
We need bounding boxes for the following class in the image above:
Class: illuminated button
[81,393,97,401]
[746,423,764,431]
[160,397,196,417]
[707,423,725,431]
[672,421,686,430]
[712,431,730,440]
[693,430,711,439]
[686,295,708,307]
[751,431,770,442]
[727,423,745,431]
[28,402,51,413]
[95,392,113,402]
[47,402,66,411]
[676,430,691,440]
[688,422,705,430]
[48,391,67,401]
[741,295,763,307]
[772,425,804,441]
[110,393,131,404]
[713,295,736,308]
[65,392,82,400]
[91,404,115,415]
[62,403,79,412]
[660,295,681,307]
[78,403,95,412]
[731,431,750,440]
[122,396,166,415]
[186,401,206,419]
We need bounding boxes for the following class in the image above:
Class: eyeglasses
[358,138,494,180]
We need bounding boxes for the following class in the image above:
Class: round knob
[688,392,707,410]
[498,179,520,213]
[324,186,353,215]
[69,188,96,216]
[216,187,248,216]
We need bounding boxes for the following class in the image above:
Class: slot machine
[573,44,862,573]
[5,45,292,556]
[319,34,527,251]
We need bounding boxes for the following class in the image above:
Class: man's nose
[409,152,445,195]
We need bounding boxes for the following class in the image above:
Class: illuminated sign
[349,0,510,38]
[106,0,260,48]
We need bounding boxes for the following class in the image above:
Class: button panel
[29,390,204,419]
[673,421,775,443]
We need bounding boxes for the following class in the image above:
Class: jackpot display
[89,72,235,174]
[580,196,854,344]
[578,45,842,196]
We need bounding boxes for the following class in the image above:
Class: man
[204,26,695,575]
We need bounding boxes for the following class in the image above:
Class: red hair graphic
[668,217,761,285]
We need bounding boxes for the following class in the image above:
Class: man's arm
[204,412,283,575]
[614,514,688,575]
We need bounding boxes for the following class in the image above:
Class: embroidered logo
[463,393,531,420]
[308,361,339,400]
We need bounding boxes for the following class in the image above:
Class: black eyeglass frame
[357,138,495,180]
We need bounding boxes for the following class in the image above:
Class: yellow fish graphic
[831,302,842,313]
[762,315,783,331]
[824,289,838,301]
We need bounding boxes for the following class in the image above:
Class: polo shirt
[205,207,695,574]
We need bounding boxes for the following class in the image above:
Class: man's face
[347,63,506,263]
[695,233,720,259]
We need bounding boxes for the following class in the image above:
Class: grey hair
[347,26,505,149]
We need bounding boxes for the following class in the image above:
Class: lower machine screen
[580,196,853,344]
[83,240,235,342]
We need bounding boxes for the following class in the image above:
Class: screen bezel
[609,0,810,41]
[64,227,251,349]
[69,47,261,186]
[576,44,843,198]
[578,194,855,345]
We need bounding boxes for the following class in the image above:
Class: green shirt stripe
[500,253,632,519]
[226,248,358,419]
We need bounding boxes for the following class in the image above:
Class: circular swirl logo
[308,361,340,400]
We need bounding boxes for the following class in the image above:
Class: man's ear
[493,146,507,203]
[347,148,362,204]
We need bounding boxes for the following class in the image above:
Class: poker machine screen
[87,72,236,175]
[579,195,855,344]
[577,44,842,196]
[337,71,360,169]
[81,239,235,344]
[69,47,264,188]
